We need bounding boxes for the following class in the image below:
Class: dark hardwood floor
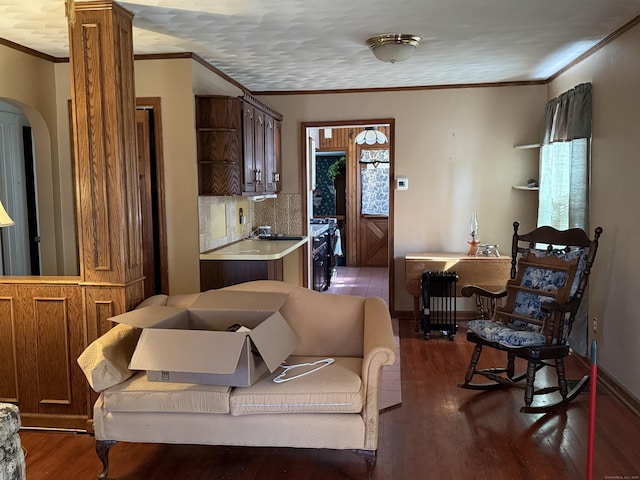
[20,267,640,479]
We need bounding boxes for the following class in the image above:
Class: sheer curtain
[537,82,592,355]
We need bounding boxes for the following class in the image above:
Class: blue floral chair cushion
[468,252,578,348]
[528,247,586,297]
[468,319,546,347]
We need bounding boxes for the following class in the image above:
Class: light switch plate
[397,176,409,190]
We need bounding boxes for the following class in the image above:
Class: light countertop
[405,252,510,260]
[200,237,308,261]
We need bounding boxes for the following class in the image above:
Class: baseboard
[19,413,89,432]
[573,353,640,418]
[393,309,477,321]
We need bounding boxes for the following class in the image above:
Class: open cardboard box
[109,290,298,387]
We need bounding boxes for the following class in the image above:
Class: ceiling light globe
[367,34,422,63]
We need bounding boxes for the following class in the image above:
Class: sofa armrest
[361,296,396,449]
[77,324,142,392]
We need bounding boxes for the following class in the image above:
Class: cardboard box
[109,291,298,387]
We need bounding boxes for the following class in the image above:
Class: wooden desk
[405,252,512,321]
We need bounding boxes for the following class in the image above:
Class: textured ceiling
[2,0,640,92]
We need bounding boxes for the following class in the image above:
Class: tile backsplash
[198,196,253,252]
[198,193,303,253]
[253,193,303,236]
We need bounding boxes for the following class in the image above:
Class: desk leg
[413,296,421,333]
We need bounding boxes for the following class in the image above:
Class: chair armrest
[460,285,507,299]
[541,296,578,314]
[361,296,396,449]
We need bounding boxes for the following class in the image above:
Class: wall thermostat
[396,176,409,190]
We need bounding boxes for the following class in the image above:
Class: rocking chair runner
[458,221,602,413]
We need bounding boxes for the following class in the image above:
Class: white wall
[259,85,547,312]
[549,23,640,402]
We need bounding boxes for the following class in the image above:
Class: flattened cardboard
[110,290,298,387]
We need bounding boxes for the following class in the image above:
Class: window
[360,149,389,216]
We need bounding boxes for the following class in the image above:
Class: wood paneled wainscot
[405,253,512,323]
[0,278,87,429]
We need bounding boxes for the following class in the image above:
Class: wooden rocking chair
[458,221,602,413]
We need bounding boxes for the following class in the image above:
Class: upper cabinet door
[264,115,276,193]
[252,109,265,194]
[242,102,257,193]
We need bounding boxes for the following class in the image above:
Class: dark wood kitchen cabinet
[196,94,283,196]
[195,96,243,195]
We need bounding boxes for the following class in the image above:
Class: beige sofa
[78,280,396,479]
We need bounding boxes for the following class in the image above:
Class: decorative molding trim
[3,12,640,93]
[33,296,73,405]
[0,37,58,62]
[255,80,547,96]
[190,53,252,94]
[548,14,640,82]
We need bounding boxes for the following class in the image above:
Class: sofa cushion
[229,356,363,416]
[77,323,142,392]
[102,372,231,414]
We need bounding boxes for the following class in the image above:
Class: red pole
[587,339,597,480]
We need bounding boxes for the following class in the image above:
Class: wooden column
[68,1,144,340]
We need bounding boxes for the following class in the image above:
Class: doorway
[0,106,39,275]
[136,98,169,296]
[301,120,395,313]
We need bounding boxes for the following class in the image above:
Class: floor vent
[567,379,606,395]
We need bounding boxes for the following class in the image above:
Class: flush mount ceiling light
[366,34,423,63]
[355,127,388,145]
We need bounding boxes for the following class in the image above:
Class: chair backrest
[508,221,602,343]
[495,251,579,345]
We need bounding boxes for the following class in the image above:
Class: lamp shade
[0,200,14,227]
[355,127,388,145]
[367,34,422,63]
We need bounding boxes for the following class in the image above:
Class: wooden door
[135,109,156,299]
[359,216,389,267]
[357,144,390,267]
